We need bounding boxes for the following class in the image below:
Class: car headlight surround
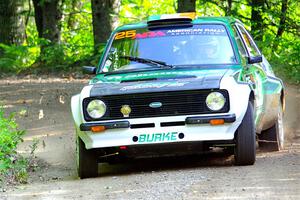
[206,92,226,111]
[86,99,107,119]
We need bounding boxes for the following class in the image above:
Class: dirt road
[0,77,299,199]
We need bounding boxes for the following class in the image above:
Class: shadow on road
[99,150,234,177]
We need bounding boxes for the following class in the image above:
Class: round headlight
[206,92,226,111]
[86,100,106,119]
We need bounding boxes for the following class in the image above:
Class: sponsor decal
[166,27,225,36]
[100,69,226,81]
[120,82,188,91]
[135,31,166,39]
[114,30,166,40]
[138,132,178,143]
[114,25,227,41]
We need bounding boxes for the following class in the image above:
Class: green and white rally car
[71,13,285,178]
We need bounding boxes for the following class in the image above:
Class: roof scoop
[147,12,196,27]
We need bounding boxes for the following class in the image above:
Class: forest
[0,0,299,83]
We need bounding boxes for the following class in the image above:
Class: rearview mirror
[83,66,96,74]
[248,56,262,64]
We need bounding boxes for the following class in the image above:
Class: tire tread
[234,102,256,165]
[78,137,98,179]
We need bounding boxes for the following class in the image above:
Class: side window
[236,24,261,57]
[232,25,247,57]
[262,55,275,76]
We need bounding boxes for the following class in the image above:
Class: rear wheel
[258,104,284,151]
[77,137,98,179]
[234,102,256,165]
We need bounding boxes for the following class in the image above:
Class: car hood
[89,68,232,97]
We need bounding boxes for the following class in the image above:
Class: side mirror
[83,66,96,74]
[248,56,262,64]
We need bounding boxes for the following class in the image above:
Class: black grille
[83,90,229,121]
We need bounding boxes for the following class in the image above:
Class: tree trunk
[272,0,289,50]
[42,0,61,44]
[91,0,120,52]
[251,0,264,41]
[276,0,288,38]
[32,0,43,38]
[32,0,62,44]
[226,0,232,16]
[0,0,25,45]
[67,0,82,30]
[177,0,196,13]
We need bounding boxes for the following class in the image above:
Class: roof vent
[147,18,192,26]
[147,12,196,27]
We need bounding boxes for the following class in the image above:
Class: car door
[233,23,267,131]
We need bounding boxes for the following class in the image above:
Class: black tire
[258,105,284,151]
[77,137,98,179]
[234,102,256,165]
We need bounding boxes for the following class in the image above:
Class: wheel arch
[71,94,82,127]
[280,89,285,113]
[249,90,255,105]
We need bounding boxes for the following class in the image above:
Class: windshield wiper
[120,56,174,69]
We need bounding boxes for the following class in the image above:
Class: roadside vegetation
[0,107,26,186]
[0,107,38,187]
[0,0,299,83]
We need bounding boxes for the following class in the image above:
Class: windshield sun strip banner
[114,25,228,40]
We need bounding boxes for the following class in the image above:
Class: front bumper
[80,114,236,131]
[78,114,239,149]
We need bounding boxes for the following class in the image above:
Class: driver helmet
[198,37,219,58]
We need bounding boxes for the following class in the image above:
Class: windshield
[102,24,236,73]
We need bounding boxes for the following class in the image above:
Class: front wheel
[77,137,98,179]
[234,102,256,165]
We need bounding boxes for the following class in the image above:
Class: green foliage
[0,0,95,74]
[267,37,300,83]
[0,107,28,184]
[40,44,67,67]
[119,0,176,24]
[0,44,39,73]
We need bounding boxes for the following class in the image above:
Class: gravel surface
[0,78,299,200]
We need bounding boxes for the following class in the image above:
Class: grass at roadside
[0,107,29,188]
